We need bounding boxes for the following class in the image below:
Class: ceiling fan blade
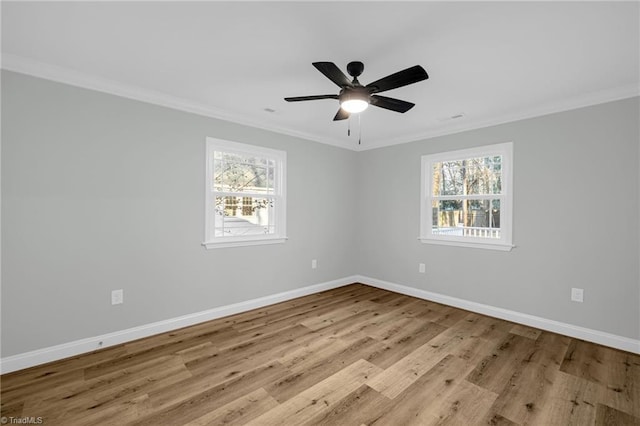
[284,94,339,102]
[365,65,428,94]
[333,108,350,121]
[370,95,415,113]
[313,62,353,88]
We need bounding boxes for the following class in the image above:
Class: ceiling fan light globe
[341,99,369,113]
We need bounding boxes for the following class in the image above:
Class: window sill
[419,237,514,251]
[202,236,287,250]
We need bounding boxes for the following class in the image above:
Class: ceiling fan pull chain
[348,116,351,137]
[358,114,362,145]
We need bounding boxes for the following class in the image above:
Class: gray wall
[1,71,358,356]
[355,97,640,340]
[2,70,639,358]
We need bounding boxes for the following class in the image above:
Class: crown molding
[2,53,638,152]
[357,84,640,151]
[0,53,350,150]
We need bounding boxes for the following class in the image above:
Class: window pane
[432,156,502,196]
[215,196,275,236]
[432,199,501,239]
[213,151,276,194]
[433,161,464,196]
[466,156,502,195]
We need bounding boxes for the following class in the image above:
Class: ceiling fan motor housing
[346,61,364,78]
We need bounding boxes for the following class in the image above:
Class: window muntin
[420,143,513,251]
[204,138,286,249]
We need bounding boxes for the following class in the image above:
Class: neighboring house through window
[203,138,287,249]
[420,142,513,251]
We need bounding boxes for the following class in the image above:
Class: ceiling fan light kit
[285,61,428,144]
[340,95,369,113]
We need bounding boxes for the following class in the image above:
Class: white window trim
[203,138,287,249]
[419,142,514,251]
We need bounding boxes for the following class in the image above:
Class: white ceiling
[2,1,639,151]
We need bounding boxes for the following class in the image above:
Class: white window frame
[203,138,287,249]
[419,142,513,251]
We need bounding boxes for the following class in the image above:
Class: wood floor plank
[366,354,471,425]
[481,331,571,425]
[424,379,499,426]
[312,310,387,343]
[442,313,512,366]
[266,336,384,403]
[594,403,640,425]
[245,359,383,425]
[183,387,279,426]
[327,305,413,343]
[365,347,450,399]
[416,303,470,328]
[230,285,381,334]
[3,283,639,426]
[299,300,379,331]
[364,320,448,369]
[207,285,366,333]
[366,354,497,425]
[185,324,310,378]
[133,360,289,425]
[59,395,148,426]
[277,334,349,373]
[0,367,86,407]
[82,326,239,380]
[560,338,640,417]
[42,361,192,425]
[485,413,519,425]
[305,384,392,426]
[361,299,436,340]
[175,341,219,364]
[23,354,191,417]
[366,318,488,399]
[509,323,543,340]
[465,333,541,394]
[530,370,602,425]
[0,344,128,392]
[369,291,412,305]
[121,320,232,355]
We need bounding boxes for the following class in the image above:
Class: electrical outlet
[419,263,426,273]
[571,288,583,303]
[311,259,317,269]
[111,289,124,305]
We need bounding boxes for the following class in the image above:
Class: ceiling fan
[284,61,429,121]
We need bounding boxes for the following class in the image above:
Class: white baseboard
[3,274,638,374]
[356,275,640,355]
[0,276,356,374]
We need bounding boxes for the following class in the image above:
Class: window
[203,138,286,249]
[420,142,513,251]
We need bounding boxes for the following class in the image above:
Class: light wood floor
[1,284,639,425]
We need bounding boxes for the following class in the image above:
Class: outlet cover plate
[571,288,584,303]
[111,289,124,305]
